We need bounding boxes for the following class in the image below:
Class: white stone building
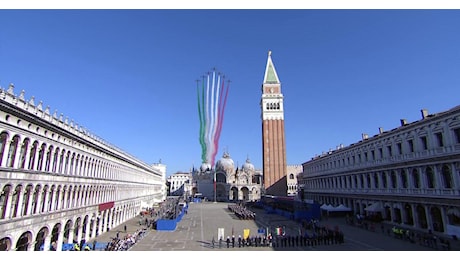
[298,105,460,237]
[167,172,192,197]
[286,165,302,197]
[0,84,166,251]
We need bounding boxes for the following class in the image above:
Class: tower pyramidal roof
[263,50,280,84]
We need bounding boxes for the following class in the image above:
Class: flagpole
[214,168,217,203]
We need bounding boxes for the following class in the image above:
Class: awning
[364,202,383,212]
[447,207,460,218]
[334,204,352,211]
[98,201,114,211]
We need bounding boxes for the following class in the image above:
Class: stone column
[0,140,11,167]
[41,232,52,251]
[411,204,418,228]
[425,205,433,231]
[68,228,75,244]
[84,217,91,242]
[91,217,97,239]
[3,190,13,219]
[25,187,33,216]
[107,209,113,232]
[56,225,65,251]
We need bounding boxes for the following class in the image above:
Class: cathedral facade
[193,152,263,202]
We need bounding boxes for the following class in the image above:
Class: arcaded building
[299,105,460,237]
[0,84,167,251]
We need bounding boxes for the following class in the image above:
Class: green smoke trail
[197,79,206,163]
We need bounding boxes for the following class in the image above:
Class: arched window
[45,145,53,172]
[7,135,20,167]
[391,171,398,189]
[374,173,379,188]
[426,167,435,189]
[52,148,60,173]
[18,138,30,169]
[0,132,9,166]
[401,169,408,188]
[442,165,453,189]
[59,149,65,173]
[37,143,46,171]
[28,141,39,170]
[412,169,420,188]
[382,172,387,188]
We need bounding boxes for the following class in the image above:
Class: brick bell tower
[261,51,287,196]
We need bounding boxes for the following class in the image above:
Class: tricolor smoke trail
[196,69,230,167]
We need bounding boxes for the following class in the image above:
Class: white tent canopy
[364,202,384,212]
[321,204,351,212]
[320,204,335,211]
[334,204,352,211]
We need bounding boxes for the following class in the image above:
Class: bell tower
[261,51,287,196]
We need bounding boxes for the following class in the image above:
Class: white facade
[167,172,192,197]
[299,105,460,237]
[286,165,302,197]
[0,84,166,251]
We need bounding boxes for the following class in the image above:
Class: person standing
[226,236,230,248]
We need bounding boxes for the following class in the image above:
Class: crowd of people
[104,228,147,251]
[347,214,452,250]
[228,204,256,220]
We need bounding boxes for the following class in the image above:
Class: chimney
[379,127,384,134]
[421,109,428,119]
[362,133,369,140]
[400,119,407,126]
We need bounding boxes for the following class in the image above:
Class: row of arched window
[266,102,280,110]
[0,181,153,220]
[303,164,457,191]
[0,130,157,182]
[306,124,460,174]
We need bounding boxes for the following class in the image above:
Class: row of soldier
[227,204,256,220]
[213,229,344,249]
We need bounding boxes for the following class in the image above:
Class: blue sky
[1,8,460,176]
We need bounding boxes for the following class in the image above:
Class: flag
[243,229,250,239]
[275,227,282,236]
[218,228,225,240]
[213,171,216,191]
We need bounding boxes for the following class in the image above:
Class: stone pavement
[88,201,460,251]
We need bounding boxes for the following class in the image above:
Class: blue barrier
[156,205,187,231]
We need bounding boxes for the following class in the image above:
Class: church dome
[215,152,234,171]
[200,162,211,172]
[242,158,255,172]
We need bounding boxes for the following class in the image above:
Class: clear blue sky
[1,9,460,176]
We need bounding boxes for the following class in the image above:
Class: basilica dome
[215,152,234,172]
[242,158,255,172]
[200,162,211,172]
